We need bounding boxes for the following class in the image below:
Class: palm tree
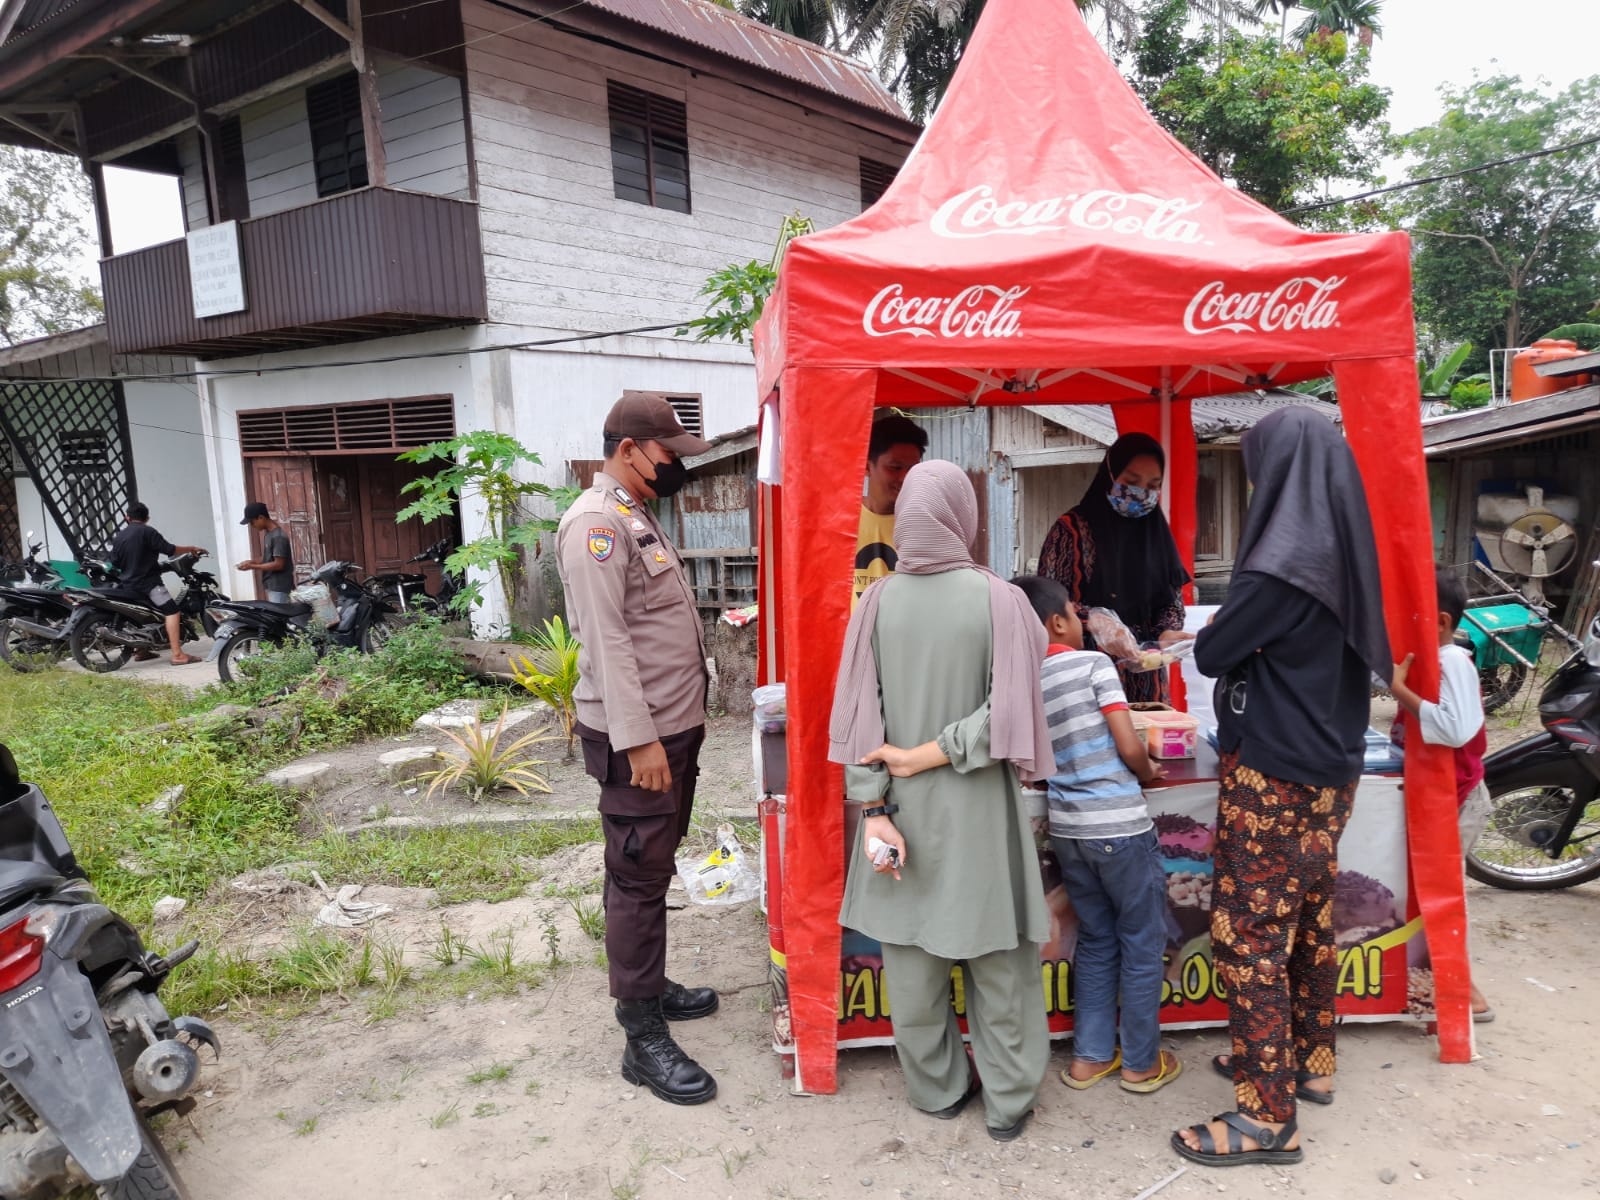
[1291,0,1383,47]
[740,0,842,46]
[1250,0,1295,43]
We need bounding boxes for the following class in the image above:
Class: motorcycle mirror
[24,530,35,540]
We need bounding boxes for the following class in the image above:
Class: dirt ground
[127,671,1600,1198]
[294,712,756,832]
[163,872,1600,1200]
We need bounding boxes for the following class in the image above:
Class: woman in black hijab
[1174,407,1391,1170]
[1037,433,1192,703]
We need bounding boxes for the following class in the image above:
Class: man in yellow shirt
[854,414,928,606]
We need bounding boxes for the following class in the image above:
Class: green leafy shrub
[217,618,491,749]
[1447,378,1493,410]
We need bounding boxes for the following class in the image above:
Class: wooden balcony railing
[101,187,486,357]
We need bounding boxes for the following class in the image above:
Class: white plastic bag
[676,824,760,905]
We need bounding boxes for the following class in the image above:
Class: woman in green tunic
[829,460,1056,1141]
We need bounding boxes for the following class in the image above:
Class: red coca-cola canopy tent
[751,0,1471,1093]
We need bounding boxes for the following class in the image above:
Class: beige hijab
[828,460,1053,780]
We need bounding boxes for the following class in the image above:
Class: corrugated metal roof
[578,0,908,121]
[1026,391,1340,446]
[0,0,85,47]
[1533,350,1600,378]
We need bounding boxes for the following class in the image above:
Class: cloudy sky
[83,0,1600,272]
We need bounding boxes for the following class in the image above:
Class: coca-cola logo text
[1183,276,1345,336]
[862,284,1028,340]
[931,185,1206,244]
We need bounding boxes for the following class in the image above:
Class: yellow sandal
[1120,1050,1184,1094]
[1061,1050,1123,1090]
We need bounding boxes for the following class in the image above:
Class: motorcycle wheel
[0,617,67,672]
[216,633,270,686]
[1479,662,1529,715]
[360,616,395,654]
[100,1113,191,1200]
[1466,784,1600,890]
[70,612,134,674]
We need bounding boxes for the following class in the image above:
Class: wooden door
[247,456,323,596]
[315,457,365,573]
[358,457,451,584]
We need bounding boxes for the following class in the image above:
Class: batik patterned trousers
[1212,751,1357,1123]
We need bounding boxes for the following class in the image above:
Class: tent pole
[1159,367,1173,520]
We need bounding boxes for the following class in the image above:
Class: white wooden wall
[176,130,209,230]
[461,0,910,332]
[379,63,470,197]
[171,62,470,228]
[243,86,318,217]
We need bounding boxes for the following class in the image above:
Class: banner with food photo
[831,777,1420,1047]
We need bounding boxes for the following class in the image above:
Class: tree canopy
[1131,1,1392,212]
[1396,73,1600,362]
[0,146,102,346]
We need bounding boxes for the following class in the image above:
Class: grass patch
[1,628,603,1018]
[467,1061,514,1084]
[302,819,601,905]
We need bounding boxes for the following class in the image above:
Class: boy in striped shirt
[1012,576,1181,1095]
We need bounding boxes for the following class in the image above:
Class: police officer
[557,392,718,1105]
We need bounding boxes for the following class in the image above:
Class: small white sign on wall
[187,221,246,319]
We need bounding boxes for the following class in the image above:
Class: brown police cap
[604,391,713,458]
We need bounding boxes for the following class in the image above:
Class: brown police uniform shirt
[557,471,707,751]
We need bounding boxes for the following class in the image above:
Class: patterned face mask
[1107,480,1160,518]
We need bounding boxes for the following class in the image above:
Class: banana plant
[1418,341,1473,397]
[1539,323,1600,350]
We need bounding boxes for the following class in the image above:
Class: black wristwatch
[861,802,899,819]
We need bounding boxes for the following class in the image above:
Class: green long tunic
[838,567,1049,958]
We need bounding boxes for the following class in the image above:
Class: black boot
[661,978,719,1021]
[615,997,717,1105]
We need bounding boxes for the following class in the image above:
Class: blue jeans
[1052,828,1168,1072]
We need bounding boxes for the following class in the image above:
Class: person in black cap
[237,503,295,602]
[556,391,719,1105]
[109,502,208,664]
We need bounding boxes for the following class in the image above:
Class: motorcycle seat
[0,859,67,908]
[257,601,312,617]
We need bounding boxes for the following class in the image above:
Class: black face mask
[642,453,689,499]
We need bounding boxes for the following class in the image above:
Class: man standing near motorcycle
[557,392,719,1106]
[110,503,208,664]
[236,502,295,602]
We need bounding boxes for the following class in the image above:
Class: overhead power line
[1279,132,1600,215]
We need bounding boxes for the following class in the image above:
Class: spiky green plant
[421,708,553,802]
[511,616,582,756]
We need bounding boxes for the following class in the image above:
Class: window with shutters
[237,396,456,456]
[665,395,703,438]
[607,81,690,214]
[306,73,369,199]
[216,115,250,221]
[860,157,898,209]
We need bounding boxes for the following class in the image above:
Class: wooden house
[0,0,916,614]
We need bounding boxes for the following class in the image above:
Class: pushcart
[1460,561,1583,713]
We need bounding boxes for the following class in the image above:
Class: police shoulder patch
[587,527,616,561]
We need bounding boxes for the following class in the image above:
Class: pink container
[1132,709,1200,760]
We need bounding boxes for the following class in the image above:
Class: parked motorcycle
[1467,612,1600,890]
[206,559,398,684]
[0,741,217,1199]
[0,538,114,673]
[363,539,461,616]
[61,553,228,674]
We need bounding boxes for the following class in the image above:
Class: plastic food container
[1132,708,1200,759]
[751,683,788,733]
